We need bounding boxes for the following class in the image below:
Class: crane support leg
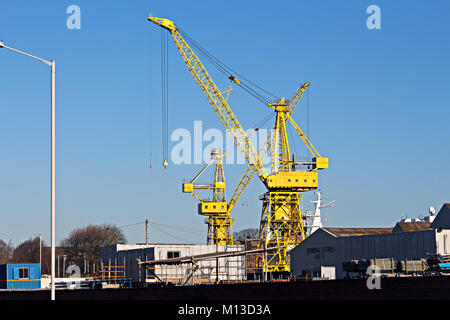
[257,191,305,273]
[207,215,234,245]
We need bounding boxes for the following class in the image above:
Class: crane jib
[148,14,269,184]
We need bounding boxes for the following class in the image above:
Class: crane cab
[266,171,319,191]
[198,202,228,215]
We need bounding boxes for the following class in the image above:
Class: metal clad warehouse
[0,263,41,289]
[291,204,450,279]
[290,228,450,279]
[101,244,245,283]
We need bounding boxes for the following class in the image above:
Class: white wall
[153,244,245,282]
[101,244,245,282]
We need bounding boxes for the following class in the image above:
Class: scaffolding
[142,254,246,284]
[95,265,127,281]
[138,246,286,285]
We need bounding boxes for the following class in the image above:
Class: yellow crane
[183,133,272,246]
[149,14,328,274]
[182,149,233,245]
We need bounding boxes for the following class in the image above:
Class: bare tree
[8,237,52,274]
[234,228,259,242]
[12,237,41,262]
[60,224,126,273]
[0,239,14,264]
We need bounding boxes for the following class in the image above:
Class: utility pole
[145,219,149,245]
[33,233,42,268]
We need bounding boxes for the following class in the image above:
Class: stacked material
[343,258,396,274]
[426,254,450,273]
[370,258,396,273]
[343,257,428,275]
[396,260,427,273]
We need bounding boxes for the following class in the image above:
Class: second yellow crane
[182,149,234,245]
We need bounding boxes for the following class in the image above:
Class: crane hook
[163,160,168,169]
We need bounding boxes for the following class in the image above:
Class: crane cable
[307,86,310,138]
[161,29,169,168]
[180,28,272,105]
[176,27,279,160]
[177,27,279,106]
[149,24,153,169]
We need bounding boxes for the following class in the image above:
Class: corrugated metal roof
[393,222,431,233]
[430,203,450,229]
[323,227,392,237]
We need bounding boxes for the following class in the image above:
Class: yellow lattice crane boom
[148,15,267,182]
[149,14,328,274]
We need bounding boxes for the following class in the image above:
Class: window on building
[167,251,181,259]
[19,268,29,279]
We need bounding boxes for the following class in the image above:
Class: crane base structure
[257,191,305,273]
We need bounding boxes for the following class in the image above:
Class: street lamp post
[0,41,56,300]
[57,254,67,277]
[63,255,66,278]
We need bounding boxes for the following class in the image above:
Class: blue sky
[0,0,449,246]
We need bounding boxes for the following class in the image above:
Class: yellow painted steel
[198,202,228,215]
[182,149,233,245]
[313,157,329,170]
[227,130,272,214]
[266,171,318,191]
[257,192,305,272]
[149,14,328,273]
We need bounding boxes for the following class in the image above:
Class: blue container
[439,262,450,271]
[0,263,41,289]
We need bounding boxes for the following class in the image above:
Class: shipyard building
[101,243,245,283]
[290,203,450,279]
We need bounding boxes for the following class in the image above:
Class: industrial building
[0,263,41,289]
[101,243,245,284]
[290,204,450,279]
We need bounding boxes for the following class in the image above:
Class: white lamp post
[0,41,56,301]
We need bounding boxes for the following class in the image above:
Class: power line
[117,221,146,229]
[150,221,206,234]
[149,224,193,243]
[117,220,206,235]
